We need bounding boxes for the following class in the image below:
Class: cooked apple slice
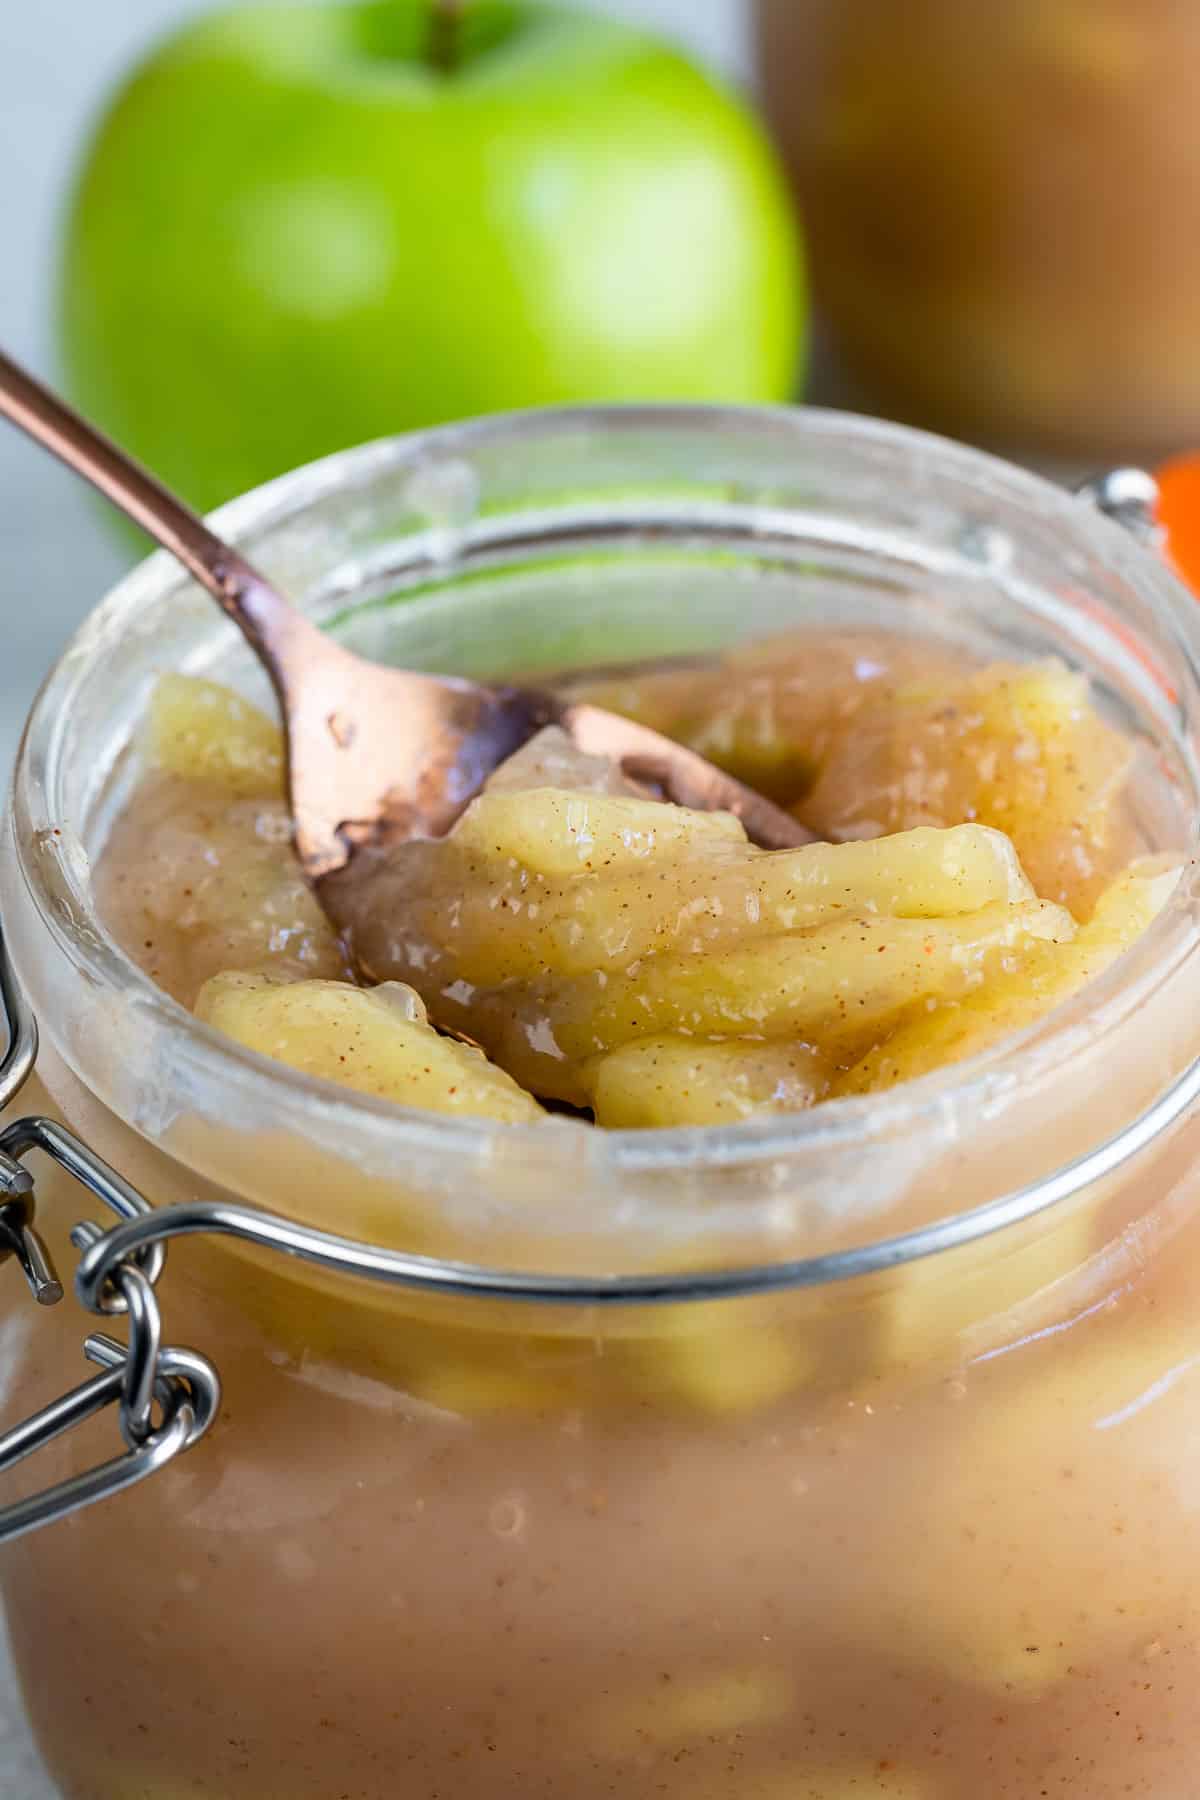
[510,898,1074,1085]
[403,819,1036,988]
[195,971,544,1123]
[836,859,1181,1095]
[637,1299,813,1414]
[802,659,1135,912]
[439,896,1072,1107]
[343,783,1072,1107]
[584,1035,830,1128]
[572,630,965,806]
[146,672,283,796]
[453,783,746,878]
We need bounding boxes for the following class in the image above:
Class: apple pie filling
[96,630,1179,1130]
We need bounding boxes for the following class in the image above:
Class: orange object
[1154,452,1200,595]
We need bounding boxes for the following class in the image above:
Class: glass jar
[2,406,1200,1800]
[754,0,1200,462]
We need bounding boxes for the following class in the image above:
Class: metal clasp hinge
[1076,467,1163,545]
[0,1336,218,1543]
[0,937,220,1543]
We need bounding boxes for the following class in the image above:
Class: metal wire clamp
[0,942,219,1543]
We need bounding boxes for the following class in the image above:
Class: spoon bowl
[0,351,812,906]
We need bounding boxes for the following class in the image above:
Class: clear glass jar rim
[11,403,1200,1296]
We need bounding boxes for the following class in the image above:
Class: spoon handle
[0,348,315,689]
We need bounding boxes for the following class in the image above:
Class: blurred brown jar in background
[754,0,1200,462]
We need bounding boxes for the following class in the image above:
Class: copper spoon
[0,351,811,907]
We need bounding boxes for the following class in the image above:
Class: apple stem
[428,0,466,74]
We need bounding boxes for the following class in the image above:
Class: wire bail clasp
[0,931,220,1543]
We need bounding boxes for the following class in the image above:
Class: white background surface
[0,0,748,773]
[0,4,746,1791]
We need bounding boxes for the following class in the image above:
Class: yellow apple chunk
[584,1035,830,1128]
[195,971,544,1123]
[146,672,284,796]
[801,660,1135,911]
[460,897,1074,1105]
[835,859,1181,1095]
[636,1299,813,1414]
[452,783,747,878]
[365,816,1037,993]
[572,630,964,806]
[338,779,1067,1107]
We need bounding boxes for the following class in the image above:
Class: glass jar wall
[2,408,1200,1797]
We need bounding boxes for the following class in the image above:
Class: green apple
[61,0,804,511]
